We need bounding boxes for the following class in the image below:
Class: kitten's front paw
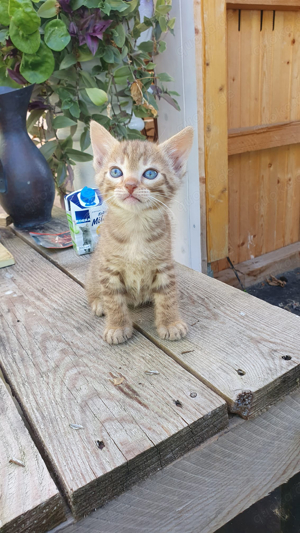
[90,298,105,316]
[103,325,133,345]
[157,320,188,341]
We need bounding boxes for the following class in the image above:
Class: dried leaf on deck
[267,275,286,288]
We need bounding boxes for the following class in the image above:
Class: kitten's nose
[124,181,138,195]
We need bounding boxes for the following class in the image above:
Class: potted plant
[0,0,180,205]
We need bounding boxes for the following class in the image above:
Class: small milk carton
[64,186,106,255]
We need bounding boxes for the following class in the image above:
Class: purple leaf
[86,34,99,55]
[90,19,112,39]
[7,68,27,85]
[58,0,72,13]
[69,22,78,36]
[160,92,181,111]
[28,100,51,111]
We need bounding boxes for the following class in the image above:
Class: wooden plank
[228,121,300,155]
[65,389,300,533]
[0,243,14,269]
[227,1,300,10]
[215,240,300,287]
[0,378,66,533]
[13,210,300,419]
[0,230,228,519]
[203,0,229,262]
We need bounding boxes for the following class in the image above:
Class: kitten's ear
[160,127,194,175]
[90,120,119,171]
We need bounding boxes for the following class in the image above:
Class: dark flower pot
[0,85,55,228]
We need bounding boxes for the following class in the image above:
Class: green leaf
[114,65,134,85]
[102,46,115,63]
[157,72,174,82]
[168,17,176,29]
[138,40,154,53]
[26,109,45,133]
[20,41,55,83]
[56,162,67,187]
[91,114,111,127]
[60,53,77,70]
[127,128,146,140]
[52,116,77,128]
[79,70,97,88]
[77,46,93,62]
[108,0,129,12]
[9,20,40,54]
[0,0,10,26]
[155,4,172,16]
[159,16,167,32]
[60,135,73,150]
[0,29,9,43]
[44,19,71,51]
[70,0,85,9]
[113,23,125,48]
[146,62,156,70]
[37,0,57,18]
[69,102,80,118]
[11,6,40,34]
[66,148,93,162]
[80,127,91,151]
[157,40,166,53]
[85,88,108,106]
[39,140,58,160]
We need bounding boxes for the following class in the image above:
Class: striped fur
[86,121,194,345]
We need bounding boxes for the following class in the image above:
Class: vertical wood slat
[202,0,229,262]
[225,8,300,266]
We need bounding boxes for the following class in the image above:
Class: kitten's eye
[110,167,123,178]
[143,169,158,180]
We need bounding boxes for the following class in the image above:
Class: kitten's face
[90,122,194,214]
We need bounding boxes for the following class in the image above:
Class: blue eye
[110,167,123,178]
[143,169,158,180]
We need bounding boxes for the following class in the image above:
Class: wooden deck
[1,207,300,532]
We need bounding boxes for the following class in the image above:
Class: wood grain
[202,0,229,262]
[228,121,300,155]
[0,378,66,533]
[0,230,227,519]
[13,210,300,419]
[61,389,300,533]
[226,9,300,265]
[133,264,300,418]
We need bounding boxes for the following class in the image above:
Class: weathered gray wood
[60,389,300,533]
[0,377,66,533]
[14,208,300,419]
[0,230,227,519]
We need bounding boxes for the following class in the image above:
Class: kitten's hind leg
[153,266,188,341]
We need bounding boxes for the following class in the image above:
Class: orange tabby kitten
[86,121,194,345]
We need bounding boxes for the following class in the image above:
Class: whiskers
[148,196,176,219]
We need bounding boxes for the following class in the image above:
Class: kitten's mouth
[123,195,141,204]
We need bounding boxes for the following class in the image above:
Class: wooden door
[226,7,300,266]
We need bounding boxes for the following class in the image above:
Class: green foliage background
[0,0,179,200]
